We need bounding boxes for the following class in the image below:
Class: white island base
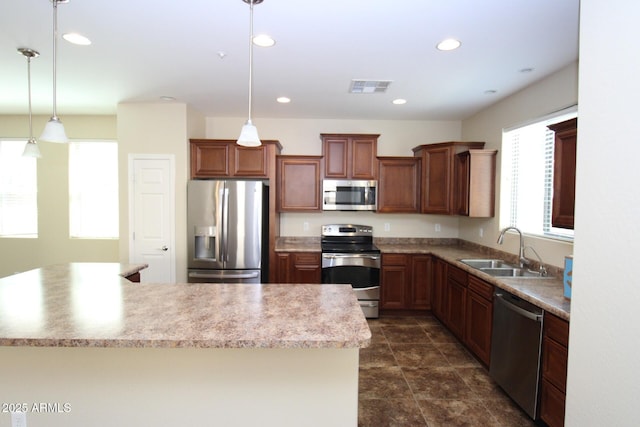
[1,346,359,427]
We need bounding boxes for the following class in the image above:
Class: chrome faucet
[524,246,548,277]
[497,226,529,268]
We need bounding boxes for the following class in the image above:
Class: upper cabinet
[321,134,379,179]
[413,141,487,215]
[190,139,282,179]
[547,118,577,229]
[377,157,421,213]
[276,155,323,212]
[454,149,497,217]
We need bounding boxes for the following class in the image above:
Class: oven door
[321,253,380,299]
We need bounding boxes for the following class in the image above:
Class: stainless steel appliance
[187,180,268,283]
[321,224,380,318]
[322,179,377,211]
[489,289,544,419]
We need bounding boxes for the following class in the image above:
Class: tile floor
[358,314,538,427]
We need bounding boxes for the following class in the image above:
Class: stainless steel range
[321,224,381,318]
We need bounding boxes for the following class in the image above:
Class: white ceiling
[0,0,580,120]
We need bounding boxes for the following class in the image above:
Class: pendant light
[18,48,42,159]
[40,0,68,143]
[237,0,263,147]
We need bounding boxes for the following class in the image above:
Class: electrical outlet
[11,411,27,427]
[435,223,441,233]
[384,223,390,232]
[303,222,309,231]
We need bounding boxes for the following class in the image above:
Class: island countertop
[0,263,371,349]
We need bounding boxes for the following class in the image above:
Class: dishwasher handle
[495,293,543,322]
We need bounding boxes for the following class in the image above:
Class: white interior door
[129,155,175,283]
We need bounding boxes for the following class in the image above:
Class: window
[69,141,119,238]
[0,140,38,237]
[501,108,577,240]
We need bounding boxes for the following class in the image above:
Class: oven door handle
[322,254,380,260]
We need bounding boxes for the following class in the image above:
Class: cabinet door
[351,136,378,179]
[422,146,452,214]
[540,378,566,427]
[465,283,493,366]
[291,253,321,283]
[276,253,292,283]
[410,255,432,309]
[548,118,577,229]
[234,145,268,177]
[277,156,322,212]
[432,258,447,321]
[445,265,467,340]
[381,254,409,309]
[322,136,349,178]
[377,157,420,213]
[190,142,230,178]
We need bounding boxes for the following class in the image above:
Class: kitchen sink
[460,259,516,269]
[459,259,552,279]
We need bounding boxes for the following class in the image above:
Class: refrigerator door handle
[222,186,230,263]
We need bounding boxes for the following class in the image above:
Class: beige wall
[0,115,118,278]
[460,62,578,267]
[116,102,205,283]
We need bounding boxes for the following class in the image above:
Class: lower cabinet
[276,252,321,284]
[432,260,494,367]
[540,312,570,427]
[381,254,432,310]
[464,276,494,366]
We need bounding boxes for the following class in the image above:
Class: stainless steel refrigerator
[187,180,268,284]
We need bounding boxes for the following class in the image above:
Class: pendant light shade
[40,0,68,143]
[237,0,263,147]
[18,48,42,159]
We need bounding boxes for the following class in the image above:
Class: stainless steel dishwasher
[489,289,544,420]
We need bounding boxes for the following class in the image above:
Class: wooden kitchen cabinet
[189,139,282,179]
[540,312,570,427]
[377,157,421,213]
[464,275,494,366]
[431,258,447,320]
[276,252,321,284]
[454,149,497,217]
[547,118,577,229]
[446,264,468,340]
[276,155,322,212]
[381,254,432,311]
[412,141,485,215]
[321,134,379,179]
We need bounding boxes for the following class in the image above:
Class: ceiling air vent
[349,80,392,94]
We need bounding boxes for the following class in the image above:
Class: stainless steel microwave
[322,179,377,211]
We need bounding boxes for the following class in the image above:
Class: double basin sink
[460,259,551,279]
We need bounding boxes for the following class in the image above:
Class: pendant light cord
[52,0,59,119]
[247,0,254,122]
[27,55,33,140]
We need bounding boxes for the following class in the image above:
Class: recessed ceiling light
[160,96,176,101]
[392,99,407,105]
[436,38,461,51]
[484,90,497,95]
[62,32,91,45]
[253,35,275,47]
[519,67,535,73]
[276,97,291,104]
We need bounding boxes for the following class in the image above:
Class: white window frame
[68,140,119,239]
[500,106,577,241]
[0,139,38,238]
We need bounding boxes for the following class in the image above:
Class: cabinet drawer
[293,253,320,265]
[382,254,409,266]
[544,312,570,347]
[542,336,568,392]
[468,275,493,300]
[540,378,566,427]
[447,264,467,286]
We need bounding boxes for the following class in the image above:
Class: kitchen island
[0,263,371,427]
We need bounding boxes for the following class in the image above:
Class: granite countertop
[276,237,570,320]
[0,263,371,349]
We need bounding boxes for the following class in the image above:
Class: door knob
[161,246,168,251]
